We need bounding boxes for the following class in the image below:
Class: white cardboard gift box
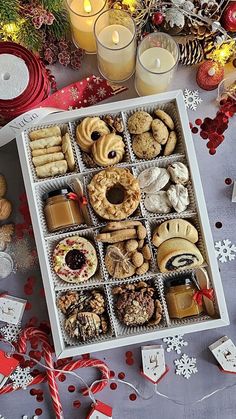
[17,91,229,358]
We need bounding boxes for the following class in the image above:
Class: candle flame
[83,0,92,13]
[112,30,120,45]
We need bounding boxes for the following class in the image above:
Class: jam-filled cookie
[76,117,110,152]
[53,236,98,283]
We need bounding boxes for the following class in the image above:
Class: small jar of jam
[165,276,203,319]
[43,188,83,232]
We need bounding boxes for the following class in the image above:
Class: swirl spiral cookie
[88,167,141,220]
[91,133,125,166]
[53,236,98,283]
[76,117,110,152]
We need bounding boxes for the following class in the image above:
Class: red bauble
[221,1,236,32]
[196,60,224,91]
[152,12,164,26]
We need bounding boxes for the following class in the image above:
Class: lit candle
[135,33,179,96]
[95,9,136,82]
[66,0,107,54]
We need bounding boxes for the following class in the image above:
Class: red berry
[152,12,164,26]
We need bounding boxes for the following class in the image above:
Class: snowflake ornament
[163,335,188,354]
[183,89,203,111]
[10,366,33,390]
[215,239,236,263]
[0,323,21,343]
[174,353,198,379]
[0,415,6,419]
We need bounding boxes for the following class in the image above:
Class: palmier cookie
[128,111,153,134]
[76,117,110,152]
[154,109,175,130]
[132,132,161,160]
[92,133,125,166]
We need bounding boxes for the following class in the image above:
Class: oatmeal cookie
[132,132,161,160]
[128,111,153,134]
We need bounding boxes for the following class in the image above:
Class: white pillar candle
[135,33,179,96]
[67,0,107,54]
[95,10,136,82]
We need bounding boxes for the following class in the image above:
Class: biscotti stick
[33,152,64,167]
[30,136,62,150]
[29,126,61,141]
[32,146,62,157]
[36,160,67,178]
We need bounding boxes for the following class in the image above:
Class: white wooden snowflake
[22,415,39,419]
[163,335,188,354]
[0,323,21,342]
[0,415,6,419]
[183,89,203,111]
[215,239,236,263]
[10,366,33,390]
[174,353,198,379]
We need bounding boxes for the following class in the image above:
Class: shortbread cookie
[62,133,75,171]
[152,219,198,248]
[164,131,177,156]
[167,162,189,185]
[154,109,175,130]
[96,228,137,243]
[30,136,62,150]
[157,238,204,273]
[132,132,161,160]
[32,146,62,157]
[128,111,153,134]
[53,236,98,283]
[167,184,190,213]
[144,191,172,214]
[101,220,142,232]
[151,119,169,144]
[138,167,161,191]
[29,126,61,141]
[0,198,12,221]
[88,167,141,220]
[92,133,125,166]
[105,242,136,279]
[142,168,170,194]
[32,152,64,167]
[36,160,67,178]
[76,117,110,152]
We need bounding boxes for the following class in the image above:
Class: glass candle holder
[135,32,179,96]
[66,0,108,54]
[94,9,136,82]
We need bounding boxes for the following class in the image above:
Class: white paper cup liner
[45,229,106,291]
[123,101,185,164]
[56,285,115,347]
[70,111,131,173]
[23,123,79,183]
[107,277,169,337]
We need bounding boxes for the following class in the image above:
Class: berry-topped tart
[53,236,98,283]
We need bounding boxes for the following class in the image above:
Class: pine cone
[188,0,222,39]
[179,39,204,66]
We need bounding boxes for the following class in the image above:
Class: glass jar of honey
[43,188,83,232]
[165,276,203,319]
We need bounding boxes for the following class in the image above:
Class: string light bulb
[208,40,235,66]
[122,0,137,12]
[2,22,19,41]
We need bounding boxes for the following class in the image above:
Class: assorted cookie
[29,126,75,178]
[57,290,109,341]
[96,221,152,279]
[0,174,13,222]
[127,109,178,160]
[112,282,162,326]
[76,115,126,168]
[138,162,190,214]
[152,219,204,273]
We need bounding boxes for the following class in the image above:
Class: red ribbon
[193,288,214,306]
[67,192,88,206]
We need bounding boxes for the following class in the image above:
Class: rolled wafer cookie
[36,160,67,178]
[29,126,61,140]
[33,152,64,167]
[96,228,137,243]
[30,136,62,150]
[32,146,62,157]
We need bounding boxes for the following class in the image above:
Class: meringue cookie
[167,184,190,213]
[138,167,161,190]
[144,191,172,214]
[144,168,170,194]
[168,162,189,185]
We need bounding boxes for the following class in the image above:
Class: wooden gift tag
[86,400,112,419]
[209,336,236,373]
[0,350,19,389]
[141,345,169,384]
[0,294,26,325]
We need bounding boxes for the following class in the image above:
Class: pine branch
[47,9,70,40]
[42,0,65,12]
[0,0,21,23]
[17,20,44,52]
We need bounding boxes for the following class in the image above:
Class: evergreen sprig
[46,9,69,40]
[0,0,21,23]
[42,0,65,12]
